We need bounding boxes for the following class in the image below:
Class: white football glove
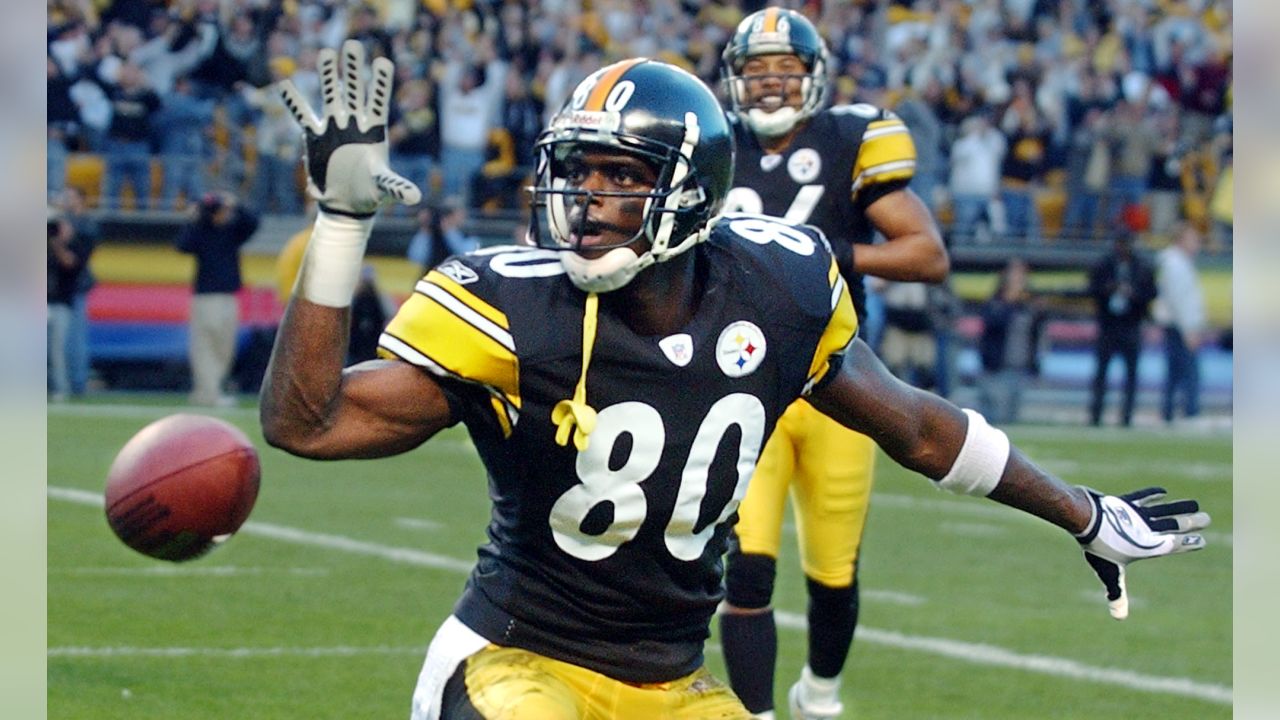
[1075,486,1209,620]
[278,39,420,217]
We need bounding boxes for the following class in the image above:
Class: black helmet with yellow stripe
[529,58,734,293]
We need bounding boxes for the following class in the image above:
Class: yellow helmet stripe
[762,7,780,33]
[585,58,645,111]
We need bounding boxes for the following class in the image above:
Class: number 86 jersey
[378,214,858,684]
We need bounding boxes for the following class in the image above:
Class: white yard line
[48,645,421,658]
[394,517,445,531]
[773,612,1232,705]
[49,486,1231,705]
[51,566,330,577]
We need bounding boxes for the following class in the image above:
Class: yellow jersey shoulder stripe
[804,257,859,393]
[378,333,519,437]
[852,117,917,197]
[416,278,514,353]
[379,276,522,430]
[425,270,510,333]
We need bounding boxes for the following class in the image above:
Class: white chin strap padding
[560,247,653,293]
[747,106,801,137]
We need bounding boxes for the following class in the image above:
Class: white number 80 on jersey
[549,394,766,562]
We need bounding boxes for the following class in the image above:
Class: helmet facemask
[722,10,831,137]
[528,113,712,293]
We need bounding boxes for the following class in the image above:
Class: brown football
[104,414,260,562]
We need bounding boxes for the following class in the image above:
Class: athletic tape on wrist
[299,210,374,307]
[936,409,1009,497]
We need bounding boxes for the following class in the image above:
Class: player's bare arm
[818,339,1091,530]
[260,299,452,460]
[810,338,1208,618]
[805,339,1091,526]
[855,188,949,282]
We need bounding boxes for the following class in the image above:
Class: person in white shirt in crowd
[1153,223,1207,424]
[948,113,1007,242]
[437,32,508,207]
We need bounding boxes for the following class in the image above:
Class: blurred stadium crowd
[47,0,1233,246]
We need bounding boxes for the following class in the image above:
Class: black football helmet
[528,58,734,292]
[721,7,831,137]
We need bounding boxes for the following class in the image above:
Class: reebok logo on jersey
[716,321,767,378]
[437,259,478,285]
[760,154,783,172]
[658,333,694,367]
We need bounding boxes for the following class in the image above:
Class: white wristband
[936,409,1009,497]
[298,210,375,307]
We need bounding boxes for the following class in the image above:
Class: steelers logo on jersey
[787,148,822,183]
[716,321,767,378]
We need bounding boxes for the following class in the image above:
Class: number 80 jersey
[378,215,858,684]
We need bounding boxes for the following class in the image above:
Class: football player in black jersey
[718,8,950,719]
[261,43,1208,720]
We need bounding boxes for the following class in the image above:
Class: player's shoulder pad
[710,213,843,319]
[820,103,896,131]
[378,245,563,430]
[821,105,916,191]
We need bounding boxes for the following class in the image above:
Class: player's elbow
[260,403,331,459]
[882,396,959,479]
[919,249,950,283]
[918,226,950,281]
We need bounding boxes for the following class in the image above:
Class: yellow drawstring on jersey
[552,292,599,451]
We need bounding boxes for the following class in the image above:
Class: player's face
[740,53,808,112]
[560,147,658,258]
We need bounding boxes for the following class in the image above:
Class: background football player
[717,8,950,720]
[262,44,1207,720]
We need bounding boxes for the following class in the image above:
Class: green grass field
[48,398,1232,719]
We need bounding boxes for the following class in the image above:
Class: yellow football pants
[734,399,877,587]
[453,644,751,719]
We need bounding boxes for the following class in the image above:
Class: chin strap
[552,292,600,451]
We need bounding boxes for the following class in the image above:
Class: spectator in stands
[1105,98,1161,228]
[99,61,162,209]
[1146,108,1186,238]
[55,187,100,397]
[240,57,304,214]
[47,54,80,200]
[154,74,214,210]
[879,281,938,390]
[1207,115,1232,248]
[1062,106,1110,238]
[348,265,391,366]
[406,205,443,275]
[406,197,480,272]
[388,77,441,209]
[978,258,1043,424]
[436,196,481,260]
[100,8,212,96]
[175,190,259,407]
[438,36,508,207]
[998,79,1050,241]
[47,209,92,402]
[1087,233,1157,427]
[895,77,945,211]
[470,72,542,213]
[948,113,1007,242]
[1154,223,1206,424]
